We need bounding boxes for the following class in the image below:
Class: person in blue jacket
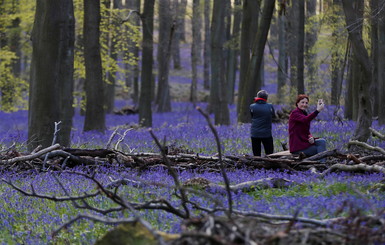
[250,90,276,156]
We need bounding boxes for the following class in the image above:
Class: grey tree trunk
[104,0,116,114]
[342,0,373,142]
[277,1,287,105]
[203,0,211,90]
[210,0,230,125]
[238,0,275,123]
[28,0,75,150]
[330,0,347,106]
[156,0,172,112]
[190,0,201,105]
[171,0,182,69]
[297,0,305,94]
[125,0,141,106]
[370,0,379,118]
[83,0,106,132]
[139,0,155,127]
[287,1,298,94]
[378,0,385,125]
[226,0,242,105]
[237,0,260,123]
[305,0,318,94]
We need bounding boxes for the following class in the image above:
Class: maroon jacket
[288,107,319,153]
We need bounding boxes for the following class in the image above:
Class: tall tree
[203,0,211,90]
[305,0,318,94]
[342,0,373,142]
[83,0,106,132]
[238,0,275,123]
[103,0,117,114]
[277,0,287,104]
[330,0,347,106]
[297,0,305,94]
[156,0,172,112]
[190,0,201,105]
[378,0,385,125]
[28,0,75,150]
[171,0,182,69]
[237,0,260,123]
[370,0,379,118]
[226,0,242,104]
[139,0,155,127]
[210,0,230,125]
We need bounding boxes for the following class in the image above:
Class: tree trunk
[190,0,201,105]
[378,0,385,125]
[28,0,75,150]
[297,0,305,94]
[226,0,242,105]
[342,0,373,142]
[103,0,117,114]
[277,0,287,105]
[171,0,181,69]
[305,0,318,94]
[330,0,347,106]
[370,0,379,118]
[83,0,106,132]
[237,0,260,123]
[203,0,211,90]
[238,0,275,123]
[139,0,155,127]
[210,0,230,125]
[287,1,298,95]
[156,0,172,112]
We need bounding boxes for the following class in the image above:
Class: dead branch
[348,140,385,154]
[320,163,385,177]
[370,127,385,140]
[0,144,61,165]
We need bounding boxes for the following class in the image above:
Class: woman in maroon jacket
[288,94,326,159]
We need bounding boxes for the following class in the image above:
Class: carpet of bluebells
[1,44,385,243]
[1,102,385,244]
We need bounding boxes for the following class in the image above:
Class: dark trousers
[251,137,274,156]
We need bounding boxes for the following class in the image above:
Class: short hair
[295,94,309,106]
[256,90,268,100]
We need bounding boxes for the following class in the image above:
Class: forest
[1,0,385,244]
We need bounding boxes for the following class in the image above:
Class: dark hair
[295,94,309,106]
[256,90,268,100]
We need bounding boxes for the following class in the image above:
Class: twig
[149,129,190,219]
[197,107,233,218]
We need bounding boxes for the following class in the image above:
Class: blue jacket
[250,100,275,138]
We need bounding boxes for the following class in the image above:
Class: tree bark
[139,0,155,127]
[210,0,230,125]
[305,0,318,94]
[156,0,172,112]
[330,0,347,106]
[203,0,211,90]
[190,0,201,105]
[378,0,385,125]
[342,0,373,143]
[237,0,260,123]
[277,0,287,105]
[28,0,75,150]
[226,0,242,105]
[238,0,275,124]
[297,0,305,94]
[83,0,106,132]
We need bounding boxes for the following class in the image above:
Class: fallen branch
[0,144,61,165]
[348,140,385,155]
